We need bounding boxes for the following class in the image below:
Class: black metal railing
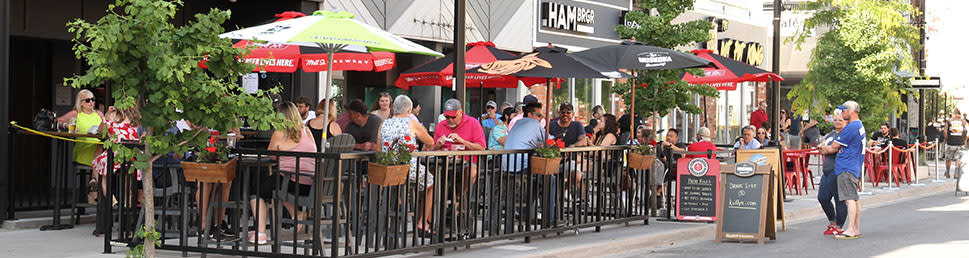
[98,145,652,257]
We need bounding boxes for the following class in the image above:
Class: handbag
[32,108,57,131]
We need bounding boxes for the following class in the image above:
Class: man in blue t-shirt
[819,100,865,239]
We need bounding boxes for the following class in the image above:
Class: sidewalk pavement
[0,164,959,258]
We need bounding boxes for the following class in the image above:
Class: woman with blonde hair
[249,102,317,244]
[371,92,393,120]
[57,89,105,166]
[307,98,343,151]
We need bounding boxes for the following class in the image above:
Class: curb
[1,214,96,231]
[524,180,956,258]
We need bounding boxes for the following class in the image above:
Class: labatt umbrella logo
[478,53,551,75]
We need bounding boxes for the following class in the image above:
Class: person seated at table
[377,95,437,236]
[433,98,486,208]
[869,123,892,148]
[755,127,772,148]
[92,107,141,190]
[249,102,317,244]
[733,126,762,150]
[307,98,342,151]
[56,89,106,167]
[344,99,382,151]
[889,128,908,148]
[687,127,720,159]
[488,107,516,151]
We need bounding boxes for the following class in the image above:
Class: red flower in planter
[404,135,412,141]
[211,131,220,136]
[205,146,217,153]
[546,139,555,146]
[384,142,391,147]
[556,139,565,148]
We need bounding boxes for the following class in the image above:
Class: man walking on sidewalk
[819,101,865,239]
[943,110,967,178]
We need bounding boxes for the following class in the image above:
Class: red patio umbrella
[682,49,783,90]
[394,41,549,89]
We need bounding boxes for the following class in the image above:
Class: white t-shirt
[303,110,316,123]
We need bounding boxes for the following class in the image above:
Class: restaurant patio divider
[101,145,653,257]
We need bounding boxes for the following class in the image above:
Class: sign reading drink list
[716,162,774,244]
[676,158,720,221]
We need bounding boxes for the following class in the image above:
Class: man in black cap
[343,99,382,151]
[508,94,545,130]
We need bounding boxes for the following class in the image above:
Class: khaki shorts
[837,172,859,201]
[944,144,963,161]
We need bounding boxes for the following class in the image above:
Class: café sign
[717,39,765,67]
[541,2,596,34]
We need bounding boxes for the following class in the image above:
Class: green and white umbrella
[220,10,443,151]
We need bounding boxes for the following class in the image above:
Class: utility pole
[770,0,782,142]
[454,0,467,104]
[916,0,926,141]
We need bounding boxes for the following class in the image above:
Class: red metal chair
[868,151,891,187]
[889,146,911,185]
[783,151,803,195]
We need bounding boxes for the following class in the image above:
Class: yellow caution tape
[9,121,104,145]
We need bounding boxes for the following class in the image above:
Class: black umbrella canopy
[572,40,713,70]
[474,46,632,79]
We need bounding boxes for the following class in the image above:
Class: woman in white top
[376,95,437,236]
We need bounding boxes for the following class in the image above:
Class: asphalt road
[611,191,969,258]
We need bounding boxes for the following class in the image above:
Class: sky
[925,1,969,111]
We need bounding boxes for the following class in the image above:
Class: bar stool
[71,162,96,225]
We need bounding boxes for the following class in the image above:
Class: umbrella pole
[480,81,485,119]
[630,71,636,142]
[319,43,346,152]
[546,78,552,142]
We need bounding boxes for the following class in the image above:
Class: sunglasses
[83,98,95,103]
[444,115,457,119]
[560,110,573,115]
[757,132,767,135]
[531,112,545,118]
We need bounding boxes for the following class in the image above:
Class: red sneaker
[823,225,838,235]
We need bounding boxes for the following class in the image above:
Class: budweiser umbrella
[474,45,632,139]
[395,41,548,89]
[220,10,443,151]
[681,49,783,90]
[225,12,396,73]
[231,39,396,73]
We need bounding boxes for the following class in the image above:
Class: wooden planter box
[628,153,655,170]
[181,158,237,183]
[530,156,562,175]
[368,162,409,187]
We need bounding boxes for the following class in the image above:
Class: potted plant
[627,143,655,170]
[181,132,237,183]
[531,139,565,175]
[368,136,415,186]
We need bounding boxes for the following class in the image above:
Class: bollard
[934,141,945,182]
[912,140,924,186]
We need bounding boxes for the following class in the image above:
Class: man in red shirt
[433,98,486,207]
[750,100,768,129]
[687,127,720,159]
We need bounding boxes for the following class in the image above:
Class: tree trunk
[142,131,156,258]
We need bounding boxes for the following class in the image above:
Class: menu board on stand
[716,162,774,244]
[675,158,721,222]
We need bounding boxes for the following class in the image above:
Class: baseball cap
[523,95,539,104]
[443,98,462,116]
[486,100,497,108]
[836,100,860,112]
[345,99,368,114]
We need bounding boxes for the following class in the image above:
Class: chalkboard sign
[676,158,720,221]
[716,162,772,244]
[736,148,785,233]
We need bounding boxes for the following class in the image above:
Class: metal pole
[771,0,782,142]
[885,142,898,190]
[934,141,943,182]
[454,0,467,104]
[0,0,10,223]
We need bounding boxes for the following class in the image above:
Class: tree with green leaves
[613,0,719,119]
[788,0,920,132]
[66,0,281,256]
